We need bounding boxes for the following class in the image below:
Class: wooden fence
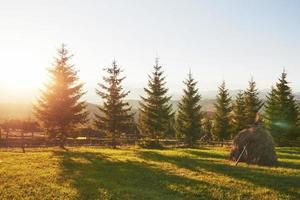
[0,131,233,148]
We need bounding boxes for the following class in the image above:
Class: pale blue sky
[0,0,300,102]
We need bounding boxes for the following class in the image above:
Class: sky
[0,0,300,103]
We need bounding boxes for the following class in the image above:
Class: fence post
[21,131,25,153]
[5,129,9,148]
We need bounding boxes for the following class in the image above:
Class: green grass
[0,146,299,200]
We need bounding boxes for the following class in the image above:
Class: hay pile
[229,124,277,166]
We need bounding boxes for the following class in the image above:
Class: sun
[1,65,45,90]
[0,52,48,103]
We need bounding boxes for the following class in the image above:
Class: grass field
[0,146,299,200]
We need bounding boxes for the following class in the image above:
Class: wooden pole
[5,128,9,148]
[0,128,2,147]
[235,143,248,166]
[21,131,25,153]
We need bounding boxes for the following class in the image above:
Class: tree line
[33,45,300,148]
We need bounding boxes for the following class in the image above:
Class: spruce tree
[34,44,88,148]
[94,60,133,148]
[244,78,263,126]
[213,81,233,141]
[264,87,278,133]
[166,115,176,138]
[175,72,202,146]
[264,71,299,140]
[202,114,213,141]
[139,58,173,140]
[232,91,247,136]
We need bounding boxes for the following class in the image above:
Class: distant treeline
[1,45,299,148]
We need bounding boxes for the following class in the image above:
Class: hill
[1,98,298,121]
[0,99,217,121]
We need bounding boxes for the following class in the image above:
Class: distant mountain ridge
[0,90,299,120]
[0,99,217,121]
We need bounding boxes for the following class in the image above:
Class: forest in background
[1,45,300,149]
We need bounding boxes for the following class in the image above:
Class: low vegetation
[0,146,299,200]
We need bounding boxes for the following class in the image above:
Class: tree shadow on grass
[182,149,228,160]
[276,147,300,162]
[184,147,300,170]
[277,153,300,160]
[138,150,300,199]
[54,150,230,200]
[276,152,300,170]
[276,147,300,155]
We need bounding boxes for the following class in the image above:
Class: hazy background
[0,0,300,103]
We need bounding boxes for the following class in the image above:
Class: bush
[273,136,300,147]
[138,139,163,149]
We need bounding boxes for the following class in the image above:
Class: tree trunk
[59,137,68,151]
[59,129,68,151]
[31,131,34,147]
[5,129,9,147]
[0,129,2,147]
[112,131,116,149]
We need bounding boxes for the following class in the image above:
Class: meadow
[0,146,299,200]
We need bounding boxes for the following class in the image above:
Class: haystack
[229,124,277,166]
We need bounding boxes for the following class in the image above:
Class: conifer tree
[175,72,202,146]
[264,71,299,140]
[264,87,278,132]
[202,114,213,141]
[244,78,263,126]
[213,81,233,141]
[232,91,247,136]
[166,115,176,138]
[139,58,173,140]
[94,60,133,148]
[34,44,88,148]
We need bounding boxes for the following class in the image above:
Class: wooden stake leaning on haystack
[235,143,248,166]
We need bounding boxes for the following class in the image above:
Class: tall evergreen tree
[34,44,88,148]
[264,71,299,140]
[232,91,247,136]
[264,87,278,133]
[94,60,133,148]
[244,78,263,126]
[139,58,173,140]
[213,81,233,141]
[166,115,176,138]
[202,114,213,141]
[175,71,202,146]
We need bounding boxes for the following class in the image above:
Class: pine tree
[34,44,88,148]
[202,114,213,141]
[232,91,247,136]
[244,78,263,126]
[213,81,233,142]
[264,87,278,133]
[175,71,202,146]
[166,115,176,138]
[264,71,299,140]
[139,58,173,140]
[94,60,133,148]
